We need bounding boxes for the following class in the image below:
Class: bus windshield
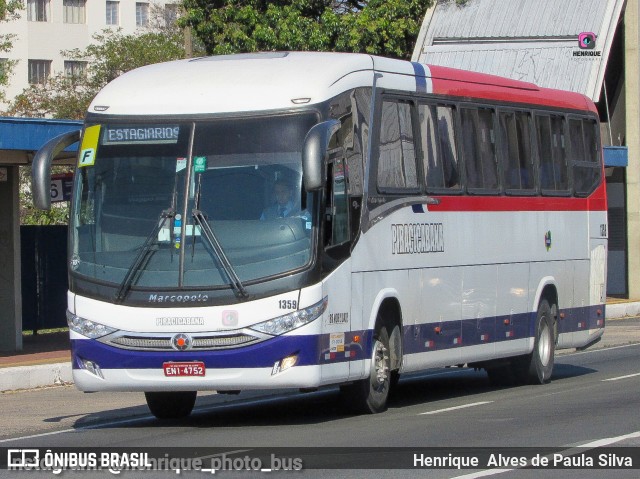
[71,113,319,295]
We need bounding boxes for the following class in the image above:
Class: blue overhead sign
[603,146,628,167]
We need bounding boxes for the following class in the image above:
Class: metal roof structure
[412,0,626,102]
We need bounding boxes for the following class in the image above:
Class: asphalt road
[1,318,639,478]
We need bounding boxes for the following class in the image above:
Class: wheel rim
[538,319,551,367]
[371,338,389,392]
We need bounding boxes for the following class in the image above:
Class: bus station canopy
[0,117,81,165]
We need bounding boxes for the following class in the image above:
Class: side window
[461,107,498,192]
[377,99,419,191]
[325,116,352,249]
[537,114,569,194]
[498,111,535,193]
[571,118,601,196]
[419,103,461,192]
[329,158,349,246]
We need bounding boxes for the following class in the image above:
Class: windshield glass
[71,113,318,294]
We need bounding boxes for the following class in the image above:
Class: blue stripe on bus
[412,204,425,213]
[71,305,603,370]
[71,331,373,370]
[411,62,428,93]
[402,312,533,355]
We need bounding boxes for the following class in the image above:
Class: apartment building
[1,0,177,107]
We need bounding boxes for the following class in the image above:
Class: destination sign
[103,125,180,145]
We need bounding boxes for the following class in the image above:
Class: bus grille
[104,332,262,351]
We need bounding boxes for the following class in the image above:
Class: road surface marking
[419,401,493,415]
[602,372,640,382]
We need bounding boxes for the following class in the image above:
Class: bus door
[320,157,356,383]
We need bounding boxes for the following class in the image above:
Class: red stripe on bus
[427,184,607,213]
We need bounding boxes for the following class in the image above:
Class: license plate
[163,361,205,377]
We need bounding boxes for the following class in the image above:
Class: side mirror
[32,129,81,210]
[302,119,340,191]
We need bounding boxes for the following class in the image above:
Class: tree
[0,0,21,103]
[335,0,431,59]
[179,0,432,60]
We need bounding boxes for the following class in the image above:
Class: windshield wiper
[114,208,175,303]
[192,209,248,298]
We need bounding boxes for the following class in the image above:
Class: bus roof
[87,51,594,117]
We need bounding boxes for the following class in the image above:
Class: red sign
[163,362,206,377]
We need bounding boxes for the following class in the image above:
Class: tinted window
[570,118,601,196]
[499,111,535,193]
[377,100,418,191]
[461,107,498,191]
[419,103,461,191]
[329,159,349,246]
[537,114,569,194]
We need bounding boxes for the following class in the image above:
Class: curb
[0,362,72,393]
[605,301,640,320]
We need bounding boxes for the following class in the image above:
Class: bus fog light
[281,354,298,371]
[271,354,298,376]
[80,358,104,379]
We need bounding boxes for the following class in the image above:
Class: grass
[22,327,68,336]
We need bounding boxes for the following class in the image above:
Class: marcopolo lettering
[391,222,444,254]
[148,294,209,303]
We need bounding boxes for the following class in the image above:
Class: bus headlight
[67,311,117,339]
[250,297,328,336]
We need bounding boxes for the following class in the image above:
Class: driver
[260,179,299,220]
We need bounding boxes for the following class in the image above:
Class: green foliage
[19,166,72,225]
[66,29,186,86]
[180,0,432,60]
[0,0,21,19]
[8,74,96,119]
[336,0,431,58]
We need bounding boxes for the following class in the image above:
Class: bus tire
[144,391,197,419]
[513,299,555,384]
[343,327,391,414]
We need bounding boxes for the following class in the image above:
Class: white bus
[33,52,607,418]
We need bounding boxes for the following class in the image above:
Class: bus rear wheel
[144,391,197,419]
[512,299,555,384]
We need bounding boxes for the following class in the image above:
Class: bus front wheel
[343,327,391,414]
[144,391,197,419]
